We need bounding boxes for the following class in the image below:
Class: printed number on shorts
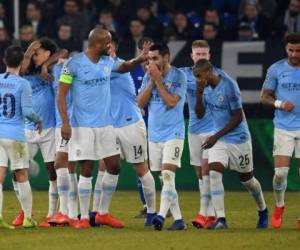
[59,138,69,148]
[133,145,143,159]
[0,93,16,118]
[174,147,180,158]
[239,154,250,168]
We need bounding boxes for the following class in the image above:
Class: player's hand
[35,120,43,134]
[148,62,163,84]
[40,64,53,81]
[281,101,295,112]
[61,123,71,140]
[137,41,153,63]
[196,79,206,94]
[25,40,41,57]
[202,134,219,149]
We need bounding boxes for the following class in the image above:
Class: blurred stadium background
[1,1,300,249]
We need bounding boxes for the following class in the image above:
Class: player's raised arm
[20,40,41,75]
[117,41,152,73]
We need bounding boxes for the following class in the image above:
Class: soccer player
[48,54,79,226]
[137,43,187,231]
[12,38,58,227]
[193,59,268,229]
[91,32,156,226]
[0,45,41,228]
[58,28,151,229]
[180,40,216,228]
[260,32,300,229]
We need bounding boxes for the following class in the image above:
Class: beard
[289,57,300,65]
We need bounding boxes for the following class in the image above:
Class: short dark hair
[193,59,213,73]
[39,37,58,55]
[137,37,153,50]
[149,43,170,57]
[4,45,24,67]
[285,33,300,45]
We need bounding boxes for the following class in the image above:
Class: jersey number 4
[0,93,16,118]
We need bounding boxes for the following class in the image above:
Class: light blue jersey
[0,73,40,142]
[141,66,187,142]
[52,63,72,128]
[59,52,120,127]
[110,57,142,128]
[24,70,56,130]
[181,66,214,134]
[263,58,300,130]
[204,74,250,144]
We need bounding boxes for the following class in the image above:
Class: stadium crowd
[0,0,299,61]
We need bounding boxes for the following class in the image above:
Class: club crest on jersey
[217,94,224,102]
[103,66,109,73]
[165,82,172,89]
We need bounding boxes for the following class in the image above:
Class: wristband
[274,100,283,109]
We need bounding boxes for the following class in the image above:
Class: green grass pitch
[0,191,300,250]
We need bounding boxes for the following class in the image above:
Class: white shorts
[188,132,212,166]
[115,120,147,163]
[208,140,253,173]
[273,128,300,157]
[69,126,120,161]
[25,128,56,163]
[0,138,29,170]
[149,139,184,171]
[55,128,69,154]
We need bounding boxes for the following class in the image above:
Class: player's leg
[96,155,123,227]
[38,128,58,227]
[206,141,228,230]
[201,159,216,227]
[95,126,123,228]
[272,128,293,228]
[49,153,70,225]
[68,127,97,229]
[189,132,215,228]
[89,160,105,227]
[11,141,38,226]
[92,160,106,213]
[0,142,14,229]
[6,139,36,228]
[152,139,186,231]
[118,120,156,226]
[135,177,147,218]
[240,171,268,229]
[134,161,156,226]
[234,141,268,229]
[49,129,71,225]
[67,161,78,224]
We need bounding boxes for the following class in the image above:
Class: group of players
[0,27,300,231]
